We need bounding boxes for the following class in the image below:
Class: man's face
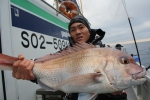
[70,22,90,43]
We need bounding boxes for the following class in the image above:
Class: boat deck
[126,87,138,100]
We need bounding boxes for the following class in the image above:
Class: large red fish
[0,43,146,95]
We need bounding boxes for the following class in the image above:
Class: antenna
[79,0,83,14]
[122,0,141,66]
[54,0,59,10]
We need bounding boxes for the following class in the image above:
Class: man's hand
[12,54,36,80]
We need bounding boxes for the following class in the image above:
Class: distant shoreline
[107,38,150,46]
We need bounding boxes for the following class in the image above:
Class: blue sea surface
[121,41,150,68]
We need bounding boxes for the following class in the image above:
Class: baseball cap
[115,44,123,47]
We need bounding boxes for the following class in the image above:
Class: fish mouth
[132,68,146,80]
[132,62,147,80]
[131,69,146,85]
[130,63,147,85]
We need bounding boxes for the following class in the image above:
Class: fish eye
[120,57,129,64]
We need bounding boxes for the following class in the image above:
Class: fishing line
[109,0,122,20]
[122,0,127,11]
[122,0,141,66]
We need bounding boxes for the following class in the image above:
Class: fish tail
[0,53,18,70]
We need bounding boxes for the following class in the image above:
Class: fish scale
[33,49,114,93]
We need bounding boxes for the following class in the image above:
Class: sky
[45,0,150,46]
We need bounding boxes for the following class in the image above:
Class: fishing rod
[122,0,150,94]
[122,0,141,66]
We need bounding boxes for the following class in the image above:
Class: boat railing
[132,63,150,100]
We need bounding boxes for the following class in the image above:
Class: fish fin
[94,68,101,73]
[35,42,96,62]
[78,93,98,100]
[94,60,108,73]
[0,53,18,70]
[55,73,102,90]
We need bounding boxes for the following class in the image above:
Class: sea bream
[0,43,146,94]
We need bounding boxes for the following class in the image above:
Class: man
[115,44,123,50]
[13,15,126,100]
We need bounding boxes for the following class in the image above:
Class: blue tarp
[133,55,139,62]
